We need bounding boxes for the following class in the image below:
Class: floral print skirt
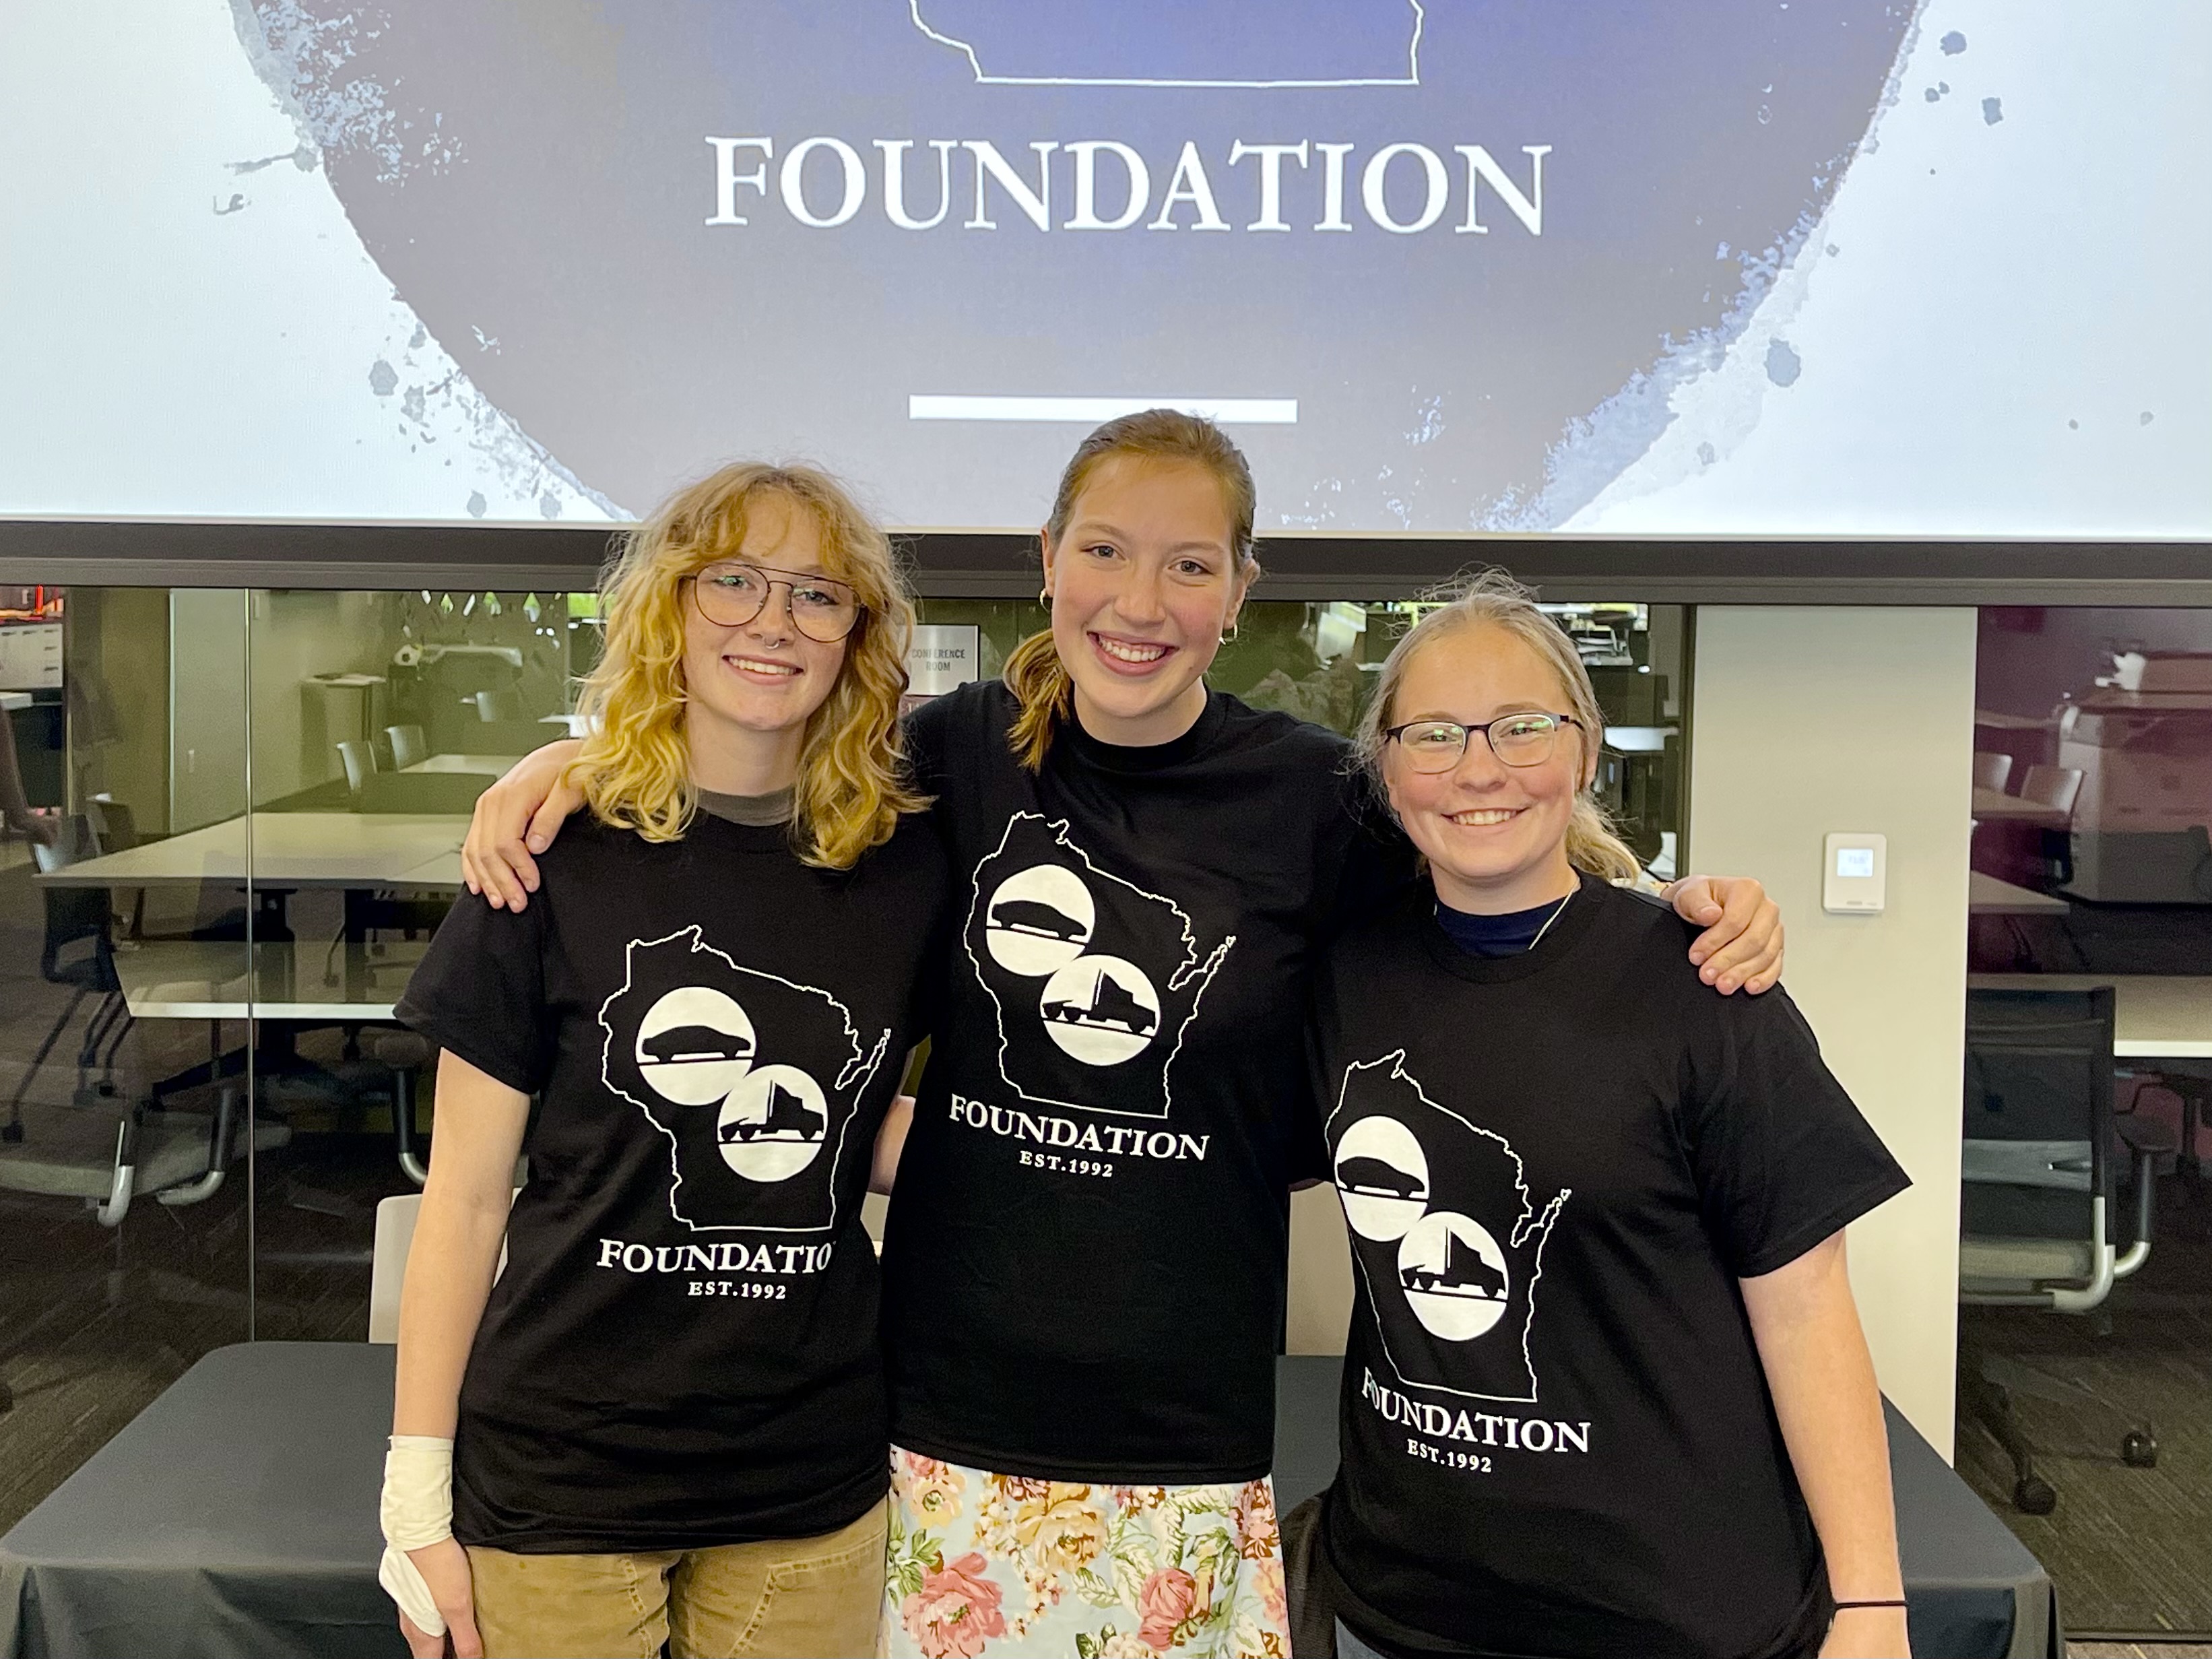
[880,1445,1292,1659]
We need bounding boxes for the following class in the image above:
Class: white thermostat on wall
[1823,833,1887,914]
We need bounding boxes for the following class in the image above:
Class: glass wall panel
[0,587,252,1532]
[913,597,1691,878]
[1959,604,2211,1638]
[242,588,592,1339]
[3,577,1685,1528]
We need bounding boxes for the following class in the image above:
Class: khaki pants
[466,1499,887,1659]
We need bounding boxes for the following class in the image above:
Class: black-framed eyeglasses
[1384,712,1584,773]
[689,560,864,643]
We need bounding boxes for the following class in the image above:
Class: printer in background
[2060,651,2212,905]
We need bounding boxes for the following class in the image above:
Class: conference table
[396,752,522,777]
[34,812,467,897]
[1968,872,2071,916]
[1968,973,2212,1060]
[106,940,422,1024]
[1971,787,2071,830]
[31,813,459,1182]
[36,810,463,969]
[0,1345,2059,1659]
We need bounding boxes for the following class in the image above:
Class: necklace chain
[1436,885,1575,954]
[1526,888,1574,952]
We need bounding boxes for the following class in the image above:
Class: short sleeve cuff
[1734,1167,1914,1280]
[395,999,543,1098]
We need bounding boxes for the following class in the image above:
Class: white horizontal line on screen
[908,395,1299,425]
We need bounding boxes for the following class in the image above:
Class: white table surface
[1973,709,2058,732]
[112,940,422,1021]
[1968,973,2212,1060]
[397,753,521,777]
[34,812,467,890]
[0,691,30,711]
[1972,787,2071,828]
[1967,872,2072,916]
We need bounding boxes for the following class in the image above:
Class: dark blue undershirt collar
[1434,890,1575,958]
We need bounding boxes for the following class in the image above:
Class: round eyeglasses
[690,560,864,643]
[1384,712,1584,773]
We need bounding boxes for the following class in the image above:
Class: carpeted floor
[1958,1171,2212,1641]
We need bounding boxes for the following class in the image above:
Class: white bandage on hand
[379,1435,456,1638]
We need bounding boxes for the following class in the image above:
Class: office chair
[337,740,379,797]
[385,723,429,771]
[2017,766,2083,884]
[1972,751,2015,793]
[1959,987,2169,1514]
[3,816,131,1146]
[2016,766,2083,818]
[84,793,146,940]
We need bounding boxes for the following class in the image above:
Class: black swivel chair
[3,816,130,1145]
[1959,986,2170,1514]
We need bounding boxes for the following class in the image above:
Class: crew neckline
[1417,873,1608,984]
[1062,692,1229,773]
[1434,887,1579,959]
[695,784,795,827]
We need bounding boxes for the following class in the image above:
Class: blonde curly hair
[568,462,924,868]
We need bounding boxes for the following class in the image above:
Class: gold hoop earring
[1219,621,1241,645]
[1039,586,1051,607]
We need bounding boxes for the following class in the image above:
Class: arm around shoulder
[460,739,587,911]
[1662,873,1784,995]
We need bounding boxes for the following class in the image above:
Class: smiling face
[1040,455,1251,748]
[679,491,850,793]
[1381,621,1592,915]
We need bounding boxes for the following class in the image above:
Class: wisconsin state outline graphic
[599,927,888,1234]
[965,812,1233,1119]
[1330,1050,1568,1403]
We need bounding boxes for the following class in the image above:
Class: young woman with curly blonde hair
[379,462,944,1659]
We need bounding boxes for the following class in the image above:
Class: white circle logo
[636,986,756,1105]
[715,1064,829,1183]
[1334,1116,1430,1242]
[1036,954,1161,1066]
[983,865,1096,977]
[1396,1212,1511,1341]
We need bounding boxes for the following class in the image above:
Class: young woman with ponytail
[457,414,1787,1656]
[1311,573,1909,1659]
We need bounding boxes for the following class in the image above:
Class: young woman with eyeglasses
[1309,571,1910,1659]
[457,414,1788,1657]
[380,463,946,1659]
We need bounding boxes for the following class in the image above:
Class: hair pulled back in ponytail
[1353,568,1644,883]
[1005,408,1260,771]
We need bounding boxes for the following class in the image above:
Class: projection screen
[1,1,2205,538]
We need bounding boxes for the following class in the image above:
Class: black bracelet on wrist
[1834,1599,1908,1610]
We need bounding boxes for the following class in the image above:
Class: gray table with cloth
[1,1345,2056,1658]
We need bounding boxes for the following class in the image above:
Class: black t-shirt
[1311,878,1910,1659]
[881,681,1409,1482]
[396,809,946,1553]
